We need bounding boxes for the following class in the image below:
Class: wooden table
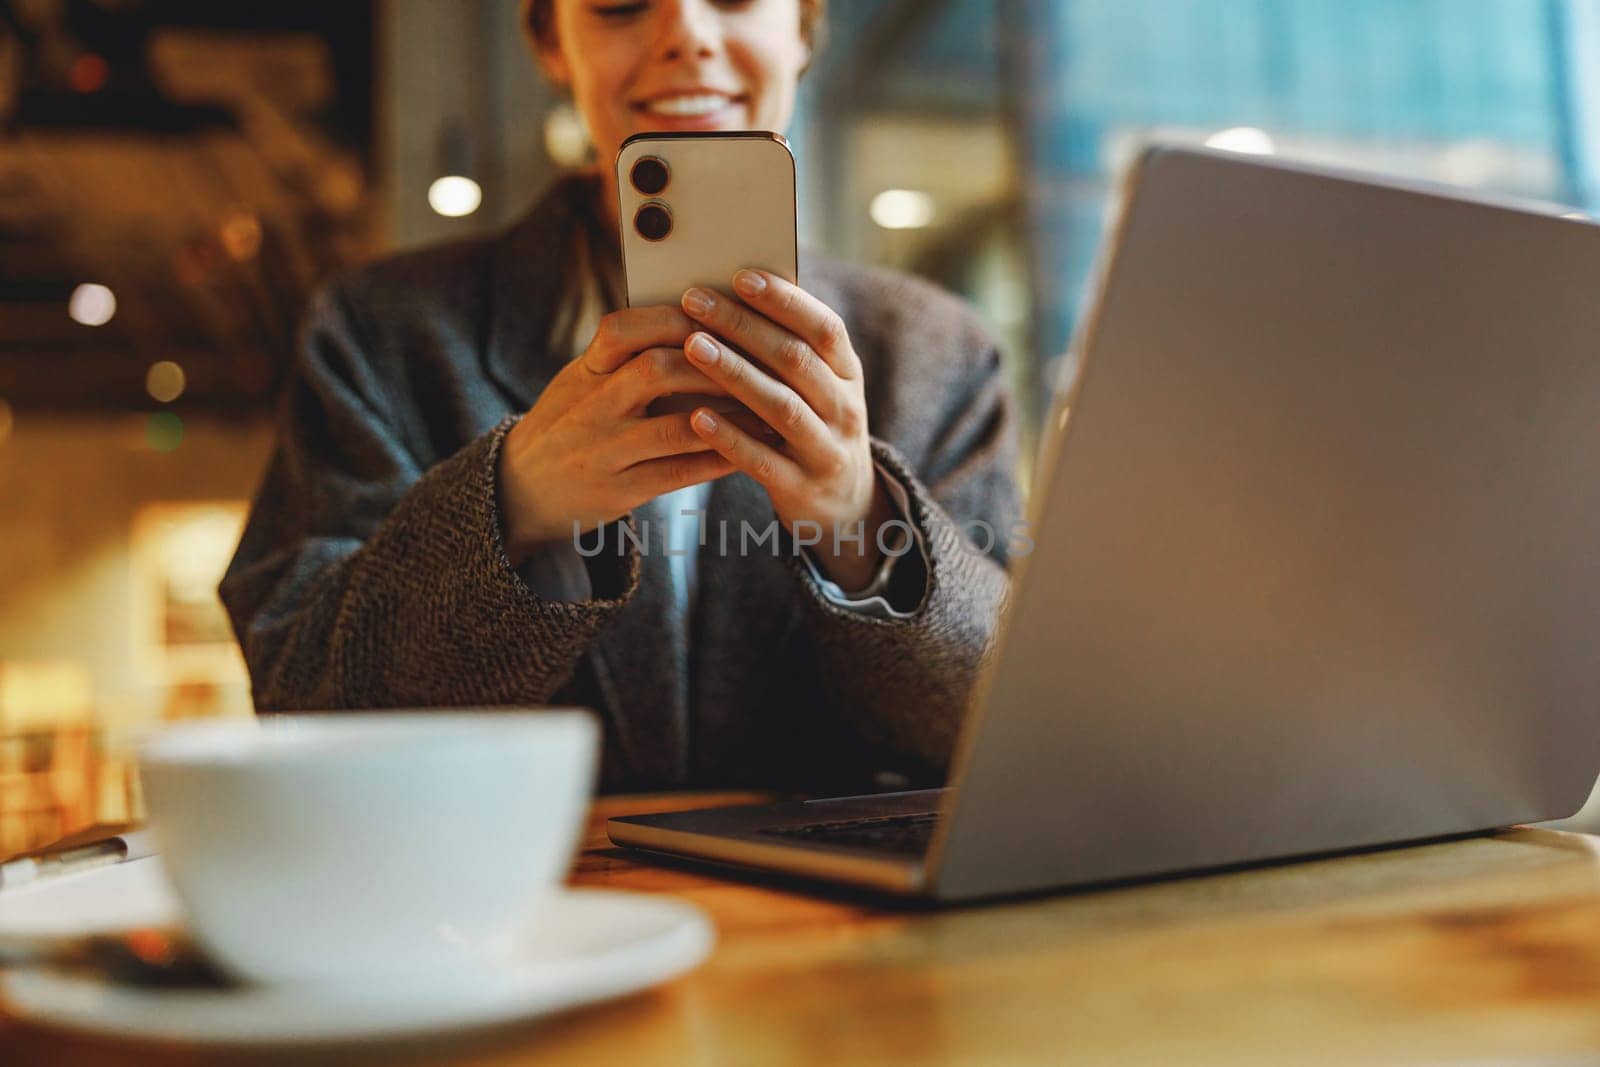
[7,794,1600,1065]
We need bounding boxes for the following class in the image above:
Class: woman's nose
[654,0,721,62]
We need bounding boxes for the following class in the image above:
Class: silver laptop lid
[931,146,1600,900]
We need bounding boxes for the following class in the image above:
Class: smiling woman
[219,0,1023,794]
[524,0,824,230]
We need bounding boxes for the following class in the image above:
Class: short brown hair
[525,0,827,56]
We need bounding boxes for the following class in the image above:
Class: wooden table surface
[7,793,1600,1066]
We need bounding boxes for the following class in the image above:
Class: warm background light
[219,213,263,261]
[870,189,936,230]
[427,175,482,218]
[145,362,187,403]
[67,283,116,327]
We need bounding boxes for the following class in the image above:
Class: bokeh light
[68,283,116,326]
[219,213,263,261]
[869,189,936,230]
[68,54,108,93]
[145,412,184,453]
[146,361,187,403]
[428,175,482,218]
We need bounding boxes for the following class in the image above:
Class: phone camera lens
[634,202,673,242]
[630,156,670,196]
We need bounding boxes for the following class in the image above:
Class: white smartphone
[616,132,799,415]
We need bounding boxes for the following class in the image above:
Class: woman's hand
[680,270,896,591]
[497,305,752,566]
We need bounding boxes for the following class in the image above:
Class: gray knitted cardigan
[219,175,1022,794]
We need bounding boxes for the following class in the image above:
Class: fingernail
[682,288,714,315]
[733,270,766,297]
[686,333,719,364]
[692,410,718,433]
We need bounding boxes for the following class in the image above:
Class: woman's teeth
[643,94,737,117]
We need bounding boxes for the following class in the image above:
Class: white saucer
[0,858,714,1045]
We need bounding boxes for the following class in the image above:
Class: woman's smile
[531,0,811,222]
[630,87,751,130]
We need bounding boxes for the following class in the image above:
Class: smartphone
[616,132,799,416]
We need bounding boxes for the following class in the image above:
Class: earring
[544,100,594,168]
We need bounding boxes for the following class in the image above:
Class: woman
[220,0,1021,794]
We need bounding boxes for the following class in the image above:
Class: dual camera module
[630,157,673,242]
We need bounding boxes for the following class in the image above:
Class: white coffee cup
[137,710,598,986]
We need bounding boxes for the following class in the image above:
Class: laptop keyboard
[758,812,941,855]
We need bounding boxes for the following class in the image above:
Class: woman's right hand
[496,305,741,567]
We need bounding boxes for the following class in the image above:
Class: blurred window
[795,0,1600,477]
[1013,0,1600,403]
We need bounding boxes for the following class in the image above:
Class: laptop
[608,145,1600,902]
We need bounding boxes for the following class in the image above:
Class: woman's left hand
[680,270,894,591]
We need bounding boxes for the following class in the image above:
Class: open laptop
[608,145,1600,902]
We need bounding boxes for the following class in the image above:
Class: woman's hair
[525,0,828,56]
